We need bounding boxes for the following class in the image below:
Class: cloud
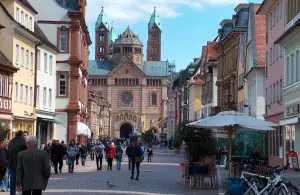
[86,0,249,26]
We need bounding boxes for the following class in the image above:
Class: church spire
[95,6,109,30]
[148,7,162,31]
[109,21,117,43]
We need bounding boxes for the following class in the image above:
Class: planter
[174,147,180,154]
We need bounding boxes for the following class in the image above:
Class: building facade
[0,0,40,137]
[276,1,300,164]
[88,8,170,138]
[29,0,92,142]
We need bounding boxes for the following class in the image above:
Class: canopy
[77,122,91,138]
[187,110,278,178]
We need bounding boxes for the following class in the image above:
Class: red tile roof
[201,46,207,62]
[0,52,18,72]
[207,41,218,61]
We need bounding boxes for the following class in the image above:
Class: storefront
[36,118,54,148]
[12,117,35,137]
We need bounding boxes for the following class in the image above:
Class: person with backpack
[94,142,105,171]
[79,143,88,166]
[115,142,123,170]
[67,140,78,173]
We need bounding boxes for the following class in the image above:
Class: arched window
[104,78,107,85]
[150,79,152,85]
[118,78,121,85]
[147,79,149,85]
[159,79,162,85]
[122,78,125,85]
[125,78,128,85]
[136,79,139,85]
[100,78,103,85]
[92,78,94,85]
[151,92,157,105]
[156,79,159,85]
[129,78,132,85]
[115,78,118,85]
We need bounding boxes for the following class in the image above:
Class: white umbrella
[187,110,278,177]
[77,122,91,138]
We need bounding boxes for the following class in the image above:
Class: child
[147,146,153,162]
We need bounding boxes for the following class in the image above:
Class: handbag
[135,156,143,163]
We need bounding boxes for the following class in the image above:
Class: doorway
[120,123,133,139]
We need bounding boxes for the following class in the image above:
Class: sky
[86,0,263,71]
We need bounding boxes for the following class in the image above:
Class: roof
[95,7,109,30]
[207,41,218,61]
[143,61,168,76]
[18,0,38,14]
[109,25,117,43]
[55,0,79,12]
[148,7,162,31]
[88,61,116,76]
[0,52,18,72]
[114,27,143,46]
[34,23,58,52]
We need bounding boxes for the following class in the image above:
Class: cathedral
[88,7,171,139]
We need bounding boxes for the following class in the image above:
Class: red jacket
[107,146,116,159]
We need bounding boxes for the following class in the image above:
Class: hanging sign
[286,150,299,169]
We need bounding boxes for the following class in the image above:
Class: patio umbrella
[188,110,278,177]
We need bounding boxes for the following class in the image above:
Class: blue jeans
[81,155,87,166]
[2,169,10,191]
[128,157,132,170]
[68,157,75,172]
[116,159,122,170]
[9,171,16,195]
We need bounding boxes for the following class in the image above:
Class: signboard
[212,129,228,138]
[286,150,299,169]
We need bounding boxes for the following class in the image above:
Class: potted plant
[173,136,182,154]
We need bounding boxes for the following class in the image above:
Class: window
[49,55,53,73]
[265,51,268,79]
[100,46,105,53]
[21,11,24,25]
[0,75,3,96]
[280,79,283,100]
[151,92,157,105]
[25,86,28,104]
[37,50,40,69]
[266,87,268,106]
[100,35,105,41]
[280,0,283,18]
[49,89,52,107]
[21,47,24,66]
[270,85,273,104]
[36,85,40,105]
[15,82,18,101]
[25,50,29,68]
[29,17,32,30]
[25,14,28,28]
[270,47,272,65]
[273,83,276,103]
[29,87,32,105]
[297,50,300,81]
[30,52,33,70]
[274,82,278,102]
[15,45,19,64]
[4,76,8,97]
[16,8,20,22]
[20,84,23,102]
[59,30,68,52]
[276,4,279,22]
[286,56,290,85]
[59,74,67,96]
[44,53,48,72]
[291,53,295,83]
[43,87,46,106]
[273,8,275,26]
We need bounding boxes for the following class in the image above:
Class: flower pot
[174,148,180,154]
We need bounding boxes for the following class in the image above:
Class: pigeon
[107,181,115,188]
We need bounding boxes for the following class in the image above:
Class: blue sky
[86,0,262,71]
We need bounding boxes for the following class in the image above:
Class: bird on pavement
[107,181,115,188]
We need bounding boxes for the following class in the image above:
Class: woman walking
[106,142,116,171]
[116,142,123,170]
[131,141,143,180]
[67,140,78,173]
[79,143,88,166]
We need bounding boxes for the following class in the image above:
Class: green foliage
[172,135,182,148]
[130,134,140,142]
[175,121,217,162]
[0,124,8,142]
[142,130,154,144]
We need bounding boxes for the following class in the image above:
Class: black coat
[8,137,26,173]
[0,147,7,172]
[51,144,64,161]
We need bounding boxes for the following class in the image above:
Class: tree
[0,124,8,142]
[143,130,154,144]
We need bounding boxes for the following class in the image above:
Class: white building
[34,24,57,147]
[244,4,266,120]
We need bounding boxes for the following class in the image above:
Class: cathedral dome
[114,26,143,46]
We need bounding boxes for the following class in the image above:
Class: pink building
[257,0,285,165]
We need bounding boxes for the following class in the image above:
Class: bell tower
[147,7,162,61]
[95,7,110,61]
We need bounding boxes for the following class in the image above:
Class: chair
[187,164,198,189]
[195,165,208,188]
[201,163,216,189]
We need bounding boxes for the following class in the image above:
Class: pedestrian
[139,143,146,161]
[79,143,88,166]
[130,140,143,180]
[106,142,116,171]
[75,143,80,165]
[23,131,28,141]
[126,142,133,170]
[8,130,27,195]
[95,142,105,171]
[116,142,123,170]
[16,136,50,195]
[90,142,95,161]
[60,141,67,165]
[0,142,8,192]
[51,140,64,174]
[67,140,77,173]
[2,141,9,192]
[147,146,153,162]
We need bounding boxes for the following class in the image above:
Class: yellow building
[0,0,39,137]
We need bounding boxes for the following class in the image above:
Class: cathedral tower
[95,7,110,61]
[147,7,162,61]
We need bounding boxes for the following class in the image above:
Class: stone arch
[119,121,134,139]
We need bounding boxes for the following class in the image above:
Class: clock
[121,91,133,105]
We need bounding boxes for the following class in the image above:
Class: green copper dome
[109,23,117,43]
[148,7,162,31]
[95,7,109,30]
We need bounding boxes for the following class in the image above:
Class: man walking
[95,142,105,171]
[51,140,64,174]
[130,141,143,180]
[126,142,133,170]
[16,136,50,195]
[8,130,27,195]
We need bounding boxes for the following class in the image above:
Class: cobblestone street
[4,147,217,195]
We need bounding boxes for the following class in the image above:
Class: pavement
[2,146,218,195]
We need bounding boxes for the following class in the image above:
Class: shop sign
[213,129,228,138]
[286,150,299,169]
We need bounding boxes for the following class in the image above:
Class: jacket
[67,145,78,158]
[51,144,64,160]
[8,137,27,173]
[17,148,50,191]
[126,145,133,158]
[116,145,123,160]
[132,146,143,159]
[95,144,105,157]
[79,146,88,157]
[106,146,116,159]
[0,147,7,171]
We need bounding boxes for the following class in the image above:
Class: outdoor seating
[184,163,209,189]
[200,163,216,189]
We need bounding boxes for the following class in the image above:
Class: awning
[279,117,299,126]
[38,118,63,124]
[77,122,91,137]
